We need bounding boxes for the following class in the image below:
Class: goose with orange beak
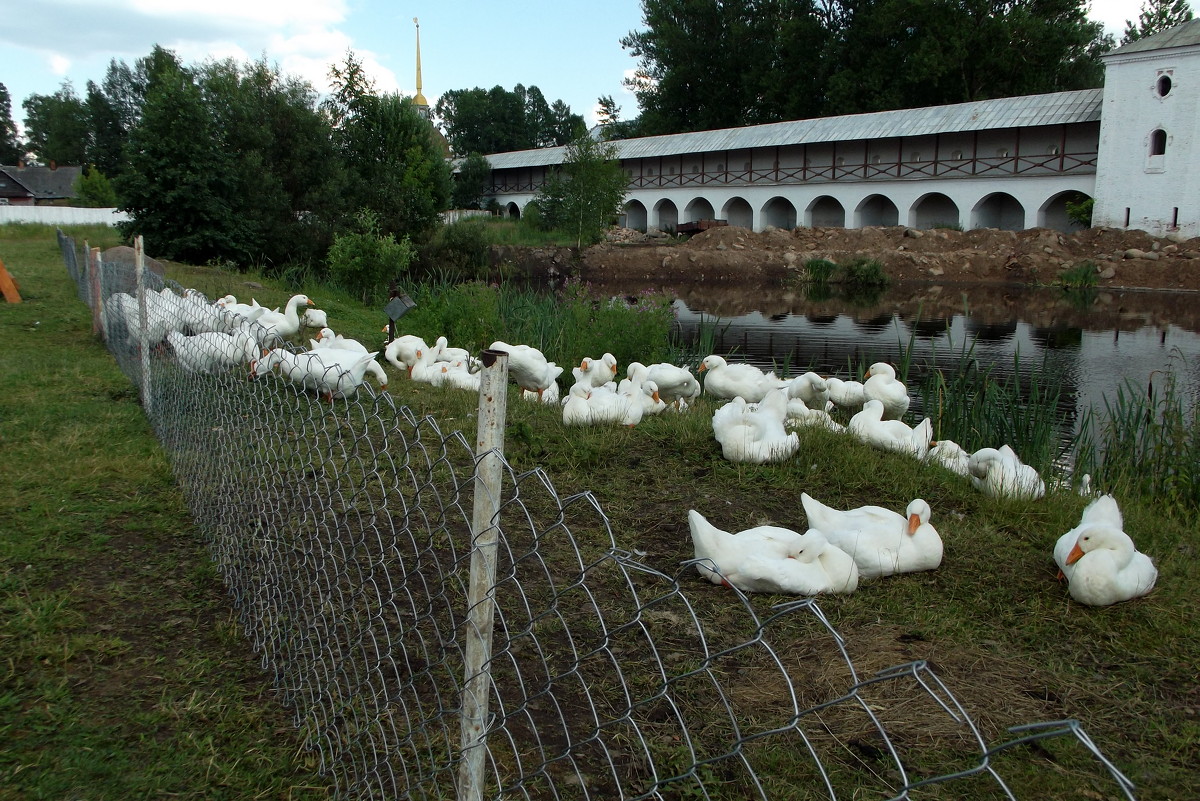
[801,493,942,578]
[1053,494,1157,606]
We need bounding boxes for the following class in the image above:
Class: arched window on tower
[1150,128,1167,156]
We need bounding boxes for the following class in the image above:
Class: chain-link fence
[60,231,1137,801]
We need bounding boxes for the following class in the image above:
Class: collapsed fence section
[61,229,1137,800]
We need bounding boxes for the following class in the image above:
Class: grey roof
[1105,18,1200,57]
[0,165,82,199]
[483,89,1103,169]
[0,168,36,199]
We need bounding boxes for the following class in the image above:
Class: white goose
[254,294,314,342]
[927,439,971,477]
[826,376,866,413]
[384,334,428,377]
[579,352,619,388]
[167,329,258,373]
[711,389,799,464]
[1053,494,1157,606]
[848,399,932,458]
[688,510,859,595]
[312,332,388,389]
[646,362,701,407]
[253,347,380,400]
[787,372,831,412]
[801,493,943,578]
[490,341,558,400]
[863,362,910,420]
[968,445,1045,500]
[699,355,787,403]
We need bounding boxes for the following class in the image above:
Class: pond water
[656,280,1200,435]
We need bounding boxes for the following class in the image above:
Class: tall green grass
[400,277,678,370]
[1073,354,1199,517]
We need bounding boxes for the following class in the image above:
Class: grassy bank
[3,223,1197,799]
[0,224,331,799]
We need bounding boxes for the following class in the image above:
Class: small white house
[1092,20,1200,237]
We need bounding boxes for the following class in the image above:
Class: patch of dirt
[574,225,1200,293]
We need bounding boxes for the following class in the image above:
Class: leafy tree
[451,151,492,209]
[435,84,584,154]
[116,59,247,262]
[596,94,643,141]
[22,82,89,165]
[84,80,125,178]
[622,0,1111,133]
[327,53,451,240]
[622,0,809,134]
[197,57,346,266]
[1122,0,1193,43]
[0,83,22,164]
[534,134,628,246]
[73,165,118,207]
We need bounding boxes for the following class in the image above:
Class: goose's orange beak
[907,513,921,535]
[1066,541,1085,565]
[698,363,708,372]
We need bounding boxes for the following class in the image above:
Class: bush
[73,166,118,208]
[327,210,415,304]
[1065,195,1094,227]
[803,258,837,282]
[425,219,491,280]
[1058,261,1099,289]
[839,257,890,288]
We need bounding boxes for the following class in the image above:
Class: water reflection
[644,280,1200,440]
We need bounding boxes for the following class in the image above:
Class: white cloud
[48,54,72,78]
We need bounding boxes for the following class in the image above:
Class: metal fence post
[89,246,103,337]
[134,236,152,414]
[458,348,509,801]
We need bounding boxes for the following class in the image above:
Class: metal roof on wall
[1105,18,1200,56]
[483,89,1103,170]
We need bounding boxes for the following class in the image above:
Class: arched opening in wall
[761,196,798,229]
[1157,74,1172,97]
[911,192,960,229]
[654,199,680,233]
[856,194,899,227]
[1039,191,1089,233]
[807,196,845,228]
[723,196,753,229]
[1150,128,1167,156]
[624,200,648,232]
[972,192,1025,231]
[685,197,716,223]
[505,202,521,220]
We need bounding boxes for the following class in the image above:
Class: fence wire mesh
[61,231,1137,801]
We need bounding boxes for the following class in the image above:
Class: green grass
[3,223,1197,800]
[0,223,330,800]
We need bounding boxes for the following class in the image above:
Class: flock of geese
[114,287,1158,609]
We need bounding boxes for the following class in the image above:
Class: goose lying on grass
[801,493,942,578]
[688,510,859,595]
[1053,494,1157,606]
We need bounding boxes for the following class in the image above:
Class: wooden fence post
[458,348,509,801]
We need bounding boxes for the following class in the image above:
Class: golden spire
[413,17,429,113]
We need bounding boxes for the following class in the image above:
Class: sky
[1,0,1147,135]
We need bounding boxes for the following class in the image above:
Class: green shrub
[73,166,118,208]
[1065,195,1094,227]
[1058,261,1098,289]
[425,219,491,280]
[327,210,415,304]
[839,257,890,288]
[803,258,837,283]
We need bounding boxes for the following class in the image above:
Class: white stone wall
[1094,44,1200,237]
[0,206,129,226]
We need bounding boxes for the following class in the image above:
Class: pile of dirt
[576,225,1200,292]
